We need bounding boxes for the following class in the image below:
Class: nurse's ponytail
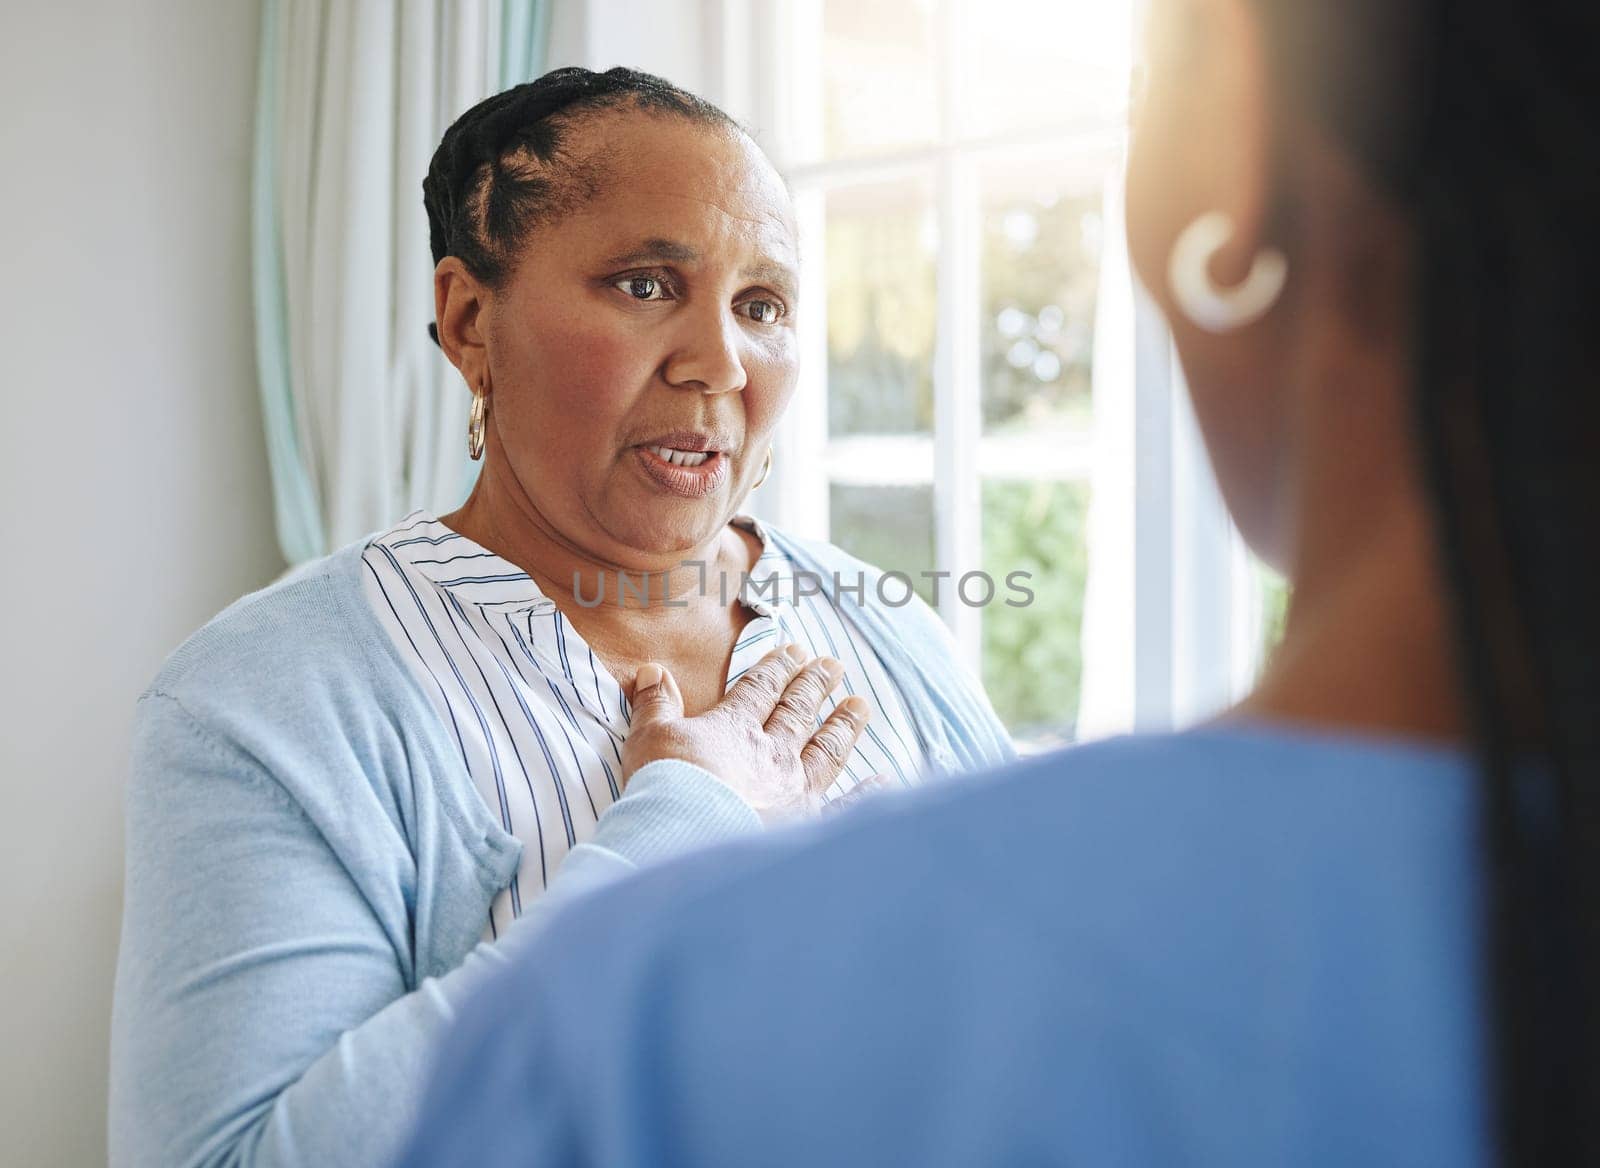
[1408,10,1600,1156]
[1254,1,1600,1160]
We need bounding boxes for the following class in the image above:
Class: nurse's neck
[1230,307,1520,750]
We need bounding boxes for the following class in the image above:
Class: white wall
[0,2,282,1163]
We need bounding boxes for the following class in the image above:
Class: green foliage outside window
[981,479,1090,741]
[826,479,1089,742]
[1259,565,1291,660]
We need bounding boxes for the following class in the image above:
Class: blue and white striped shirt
[361,511,928,936]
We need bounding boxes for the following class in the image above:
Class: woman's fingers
[800,696,871,794]
[764,657,844,741]
[720,643,808,721]
[628,661,684,726]
[697,642,862,807]
[620,663,690,785]
[623,643,865,819]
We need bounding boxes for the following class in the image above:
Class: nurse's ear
[1126,0,1279,328]
[433,255,492,394]
[1125,0,1300,567]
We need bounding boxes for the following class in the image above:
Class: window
[713,0,1273,748]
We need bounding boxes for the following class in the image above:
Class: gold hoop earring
[751,446,773,491]
[467,391,489,461]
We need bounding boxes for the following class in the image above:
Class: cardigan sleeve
[109,691,753,1168]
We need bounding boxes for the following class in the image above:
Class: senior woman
[108,67,1011,1168]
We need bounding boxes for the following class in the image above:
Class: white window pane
[827,435,935,484]
[820,0,941,161]
[825,176,939,438]
[956,0,1135,138]
[829,483,938,608]
[979,156,1108,437]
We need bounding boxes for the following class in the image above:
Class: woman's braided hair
[1253,0,1600,1159]
[422,65,738,342]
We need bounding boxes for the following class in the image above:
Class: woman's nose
[662,306,748,395]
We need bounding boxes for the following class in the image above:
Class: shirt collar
[380,511,787,616]
[728,513,791,619]
[376,512,549,612]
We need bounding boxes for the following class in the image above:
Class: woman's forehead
[559,116,796,265]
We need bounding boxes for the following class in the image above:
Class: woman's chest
[373,571,929,931]
[576,605,760,718]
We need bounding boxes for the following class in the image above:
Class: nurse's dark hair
[1251,0,1600,1160]
[421,65,738,343]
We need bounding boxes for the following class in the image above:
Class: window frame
[711,0,1267,738]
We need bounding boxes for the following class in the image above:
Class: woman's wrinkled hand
[621,643,871,823]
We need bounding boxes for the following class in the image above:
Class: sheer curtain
[252,0,550,565]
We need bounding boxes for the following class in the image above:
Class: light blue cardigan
[109,529,1013,1168]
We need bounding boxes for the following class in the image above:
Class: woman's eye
[741,299,783,324]
[618,276,669,301]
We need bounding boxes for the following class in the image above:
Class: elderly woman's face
[479,115,799,563]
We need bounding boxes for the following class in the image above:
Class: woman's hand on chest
[620,644,871,823]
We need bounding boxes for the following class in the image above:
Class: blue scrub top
[398,725,1489,1167]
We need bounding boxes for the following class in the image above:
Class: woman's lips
[633,445,731,499]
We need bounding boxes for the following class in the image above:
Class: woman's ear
[433,256,490,390]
